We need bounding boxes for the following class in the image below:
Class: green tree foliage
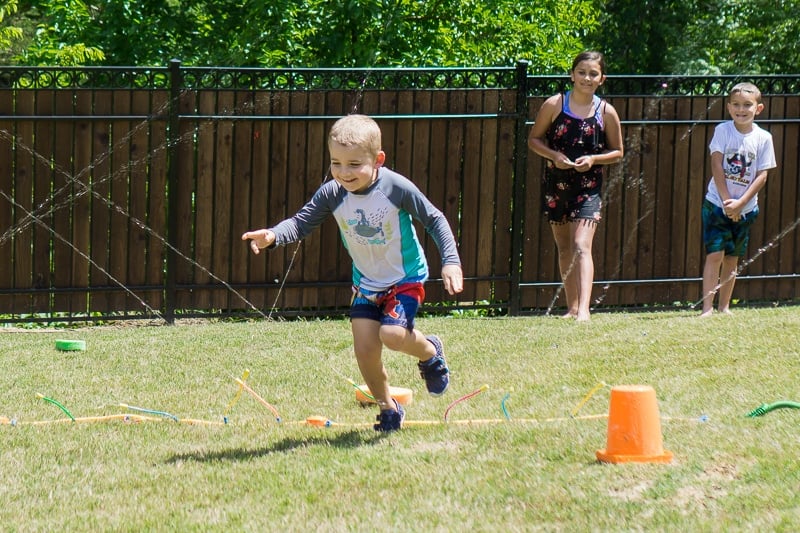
[13,0,104,65]
[11,0,797,73]
[591,0,800,74]
[14,0,598,71]
[587,0,696,74]
[673,0,800,74]
[0,0,24,53]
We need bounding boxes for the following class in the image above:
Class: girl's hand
[573,155,594,172]
[553,154,575,170]
[241,229,275,254]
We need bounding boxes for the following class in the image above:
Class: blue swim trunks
[350,282,425,331]
[702,199,759,257]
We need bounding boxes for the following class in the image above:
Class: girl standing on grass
[527,51,624,322]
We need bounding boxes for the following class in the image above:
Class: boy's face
[727,92,764,129]
[329,141,385,193]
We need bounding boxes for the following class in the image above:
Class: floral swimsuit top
[544,91,607,197]
[546,91,607,167]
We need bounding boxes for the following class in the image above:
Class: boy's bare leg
[700,251,724,317]
[379,324,436,362]
[351,318,394,411]
[716,255,739,315]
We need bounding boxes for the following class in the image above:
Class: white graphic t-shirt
[706,120,776,214]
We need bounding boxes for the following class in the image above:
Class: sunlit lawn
[2,307,800,531]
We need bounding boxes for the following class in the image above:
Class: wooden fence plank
[145,90,168,311]
[652,98,676,305]
[71,91,92,313]
[11,92,34,314]
[475,92,499,303]
[521,96,555,310]
[0,89,13,312]
[427,94,449,287]
[617,97,645,306]
[127,91,150,300]
[210,91,235,309]
[777,96,800,300]
[669,97,692,300]
[242,91,271,310]
[306,92,336,310]
[437,94,465,299]
[279,89,311,312]
[52,91,75,312]
[192,90,215,310]
[685,98,711,302]
[492,91,516,305]
[109,91,132,311]
[756,95,786,300]
[458,91,484,305]
[175,91,198,309]
[230,91,257,309]
[633,98,662,305]
[411,91,433,200]
[89,90,112,313]
[596,96,625,305]
[288,91,320,309]
[264,91,291,312]
[32,90,54,312]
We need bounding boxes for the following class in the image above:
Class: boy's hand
[441,264,464,295]
[241,229,275,254]
[722,199,743,222]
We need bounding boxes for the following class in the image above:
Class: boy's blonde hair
[328,114,382,158]
[730,82,763,104]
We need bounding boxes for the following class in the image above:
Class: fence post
[509,59,529,316]
[165,59,182,324]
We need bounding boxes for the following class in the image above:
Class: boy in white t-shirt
[700,82,777,317]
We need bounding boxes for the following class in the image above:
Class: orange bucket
[355,385,413,406]
[596,385,673,464]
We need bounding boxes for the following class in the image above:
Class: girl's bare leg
[551,223,579,317]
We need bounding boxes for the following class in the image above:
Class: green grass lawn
[2,308,800,531]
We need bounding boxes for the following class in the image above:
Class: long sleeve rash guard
[270,167,461,292]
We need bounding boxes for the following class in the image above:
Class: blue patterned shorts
[702,199,759,256]
[350,282,425,330]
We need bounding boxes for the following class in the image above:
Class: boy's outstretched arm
[241,229,276,254]
[441,264,464,295]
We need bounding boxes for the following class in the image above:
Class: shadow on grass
[165,430,384,463]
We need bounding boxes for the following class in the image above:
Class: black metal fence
[1,62,798,323]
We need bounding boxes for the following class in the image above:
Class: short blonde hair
[328,114,382,158]
[730,82,763,104]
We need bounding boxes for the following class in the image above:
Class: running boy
[700,82,776,316]
[242,114,463,431]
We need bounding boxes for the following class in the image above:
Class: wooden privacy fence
[0,62,798,323]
